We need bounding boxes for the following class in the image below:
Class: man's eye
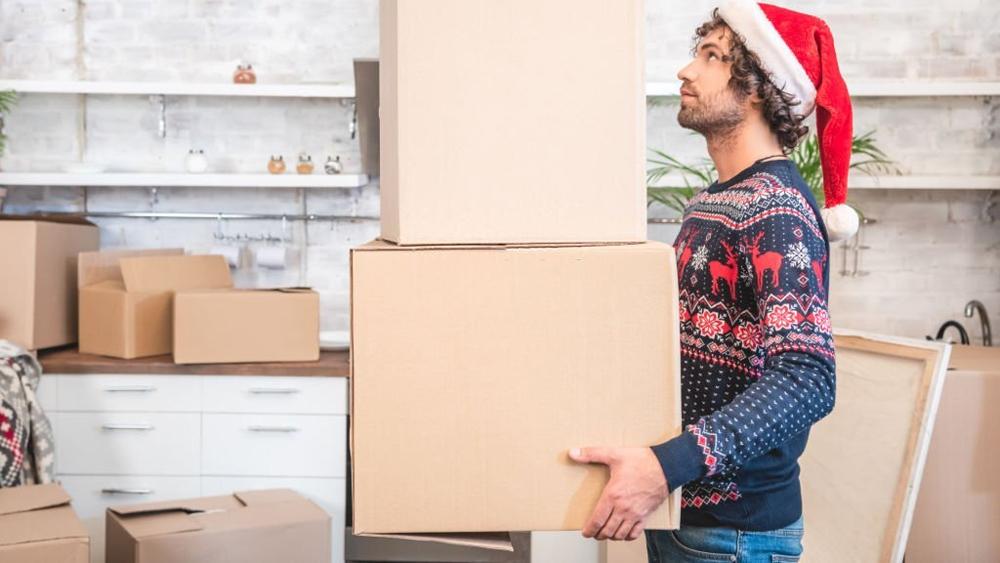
[708,53,718,60]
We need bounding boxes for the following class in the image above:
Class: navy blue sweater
[651,159,837,531]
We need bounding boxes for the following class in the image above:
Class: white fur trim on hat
[821,203,860,242]
[718,0,818,117]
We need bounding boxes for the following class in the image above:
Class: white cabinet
[40,373,348,563]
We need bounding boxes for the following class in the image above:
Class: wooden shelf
[0,172,369,189]
[650,174,1000,191]
[646,80,1000,98]
[0,79,355,98]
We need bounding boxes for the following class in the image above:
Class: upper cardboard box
[350,240,681,534]
[0,215,99,350]
[379,0,646,245]
[106,489,331,563]
[78,249,233,359]
[0,483,89,563]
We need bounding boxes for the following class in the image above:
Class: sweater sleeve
[652,186,837,491]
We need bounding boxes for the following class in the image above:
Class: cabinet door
[57,374,202,412]
[202,376,347,415]
[202,413,346,478]
[54,412,201,475]
[202,476,346,563]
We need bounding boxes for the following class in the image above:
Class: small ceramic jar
[233,64,257,84]
[296,153,314,175]
[186,149,208,173]
[268,155,286,174]
[324,155,343,175]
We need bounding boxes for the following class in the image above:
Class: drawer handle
[248,387,301,395]
[248,425,299,433]
[104,385,157,393]
[102,424,155,431]
[101,488,154,495]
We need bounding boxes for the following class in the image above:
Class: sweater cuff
[651,431,705,493]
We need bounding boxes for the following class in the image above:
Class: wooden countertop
[38,346,349,377]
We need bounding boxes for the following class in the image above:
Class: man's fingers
[626,521,646,541]
[612,517,635,541]
[596,509,625,541]
[569,447,615,465]
[581,493,614,538]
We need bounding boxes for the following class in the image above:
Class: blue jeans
[645,517,804,563]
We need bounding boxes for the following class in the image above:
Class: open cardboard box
[350,240,682,549]
[106,489,330,563]
[78,249,232,359]
[0,483,89,562]
[0,215,99,350]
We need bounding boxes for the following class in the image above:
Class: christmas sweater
[651,158,837,531]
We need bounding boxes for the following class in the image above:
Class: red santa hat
[718,0,859,241]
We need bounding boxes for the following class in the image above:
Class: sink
[948,345,1000,372]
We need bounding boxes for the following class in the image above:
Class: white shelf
[650,174,1000,191]
[646,80,1000,98]
[0,79,355,98]
[0,172,369,188]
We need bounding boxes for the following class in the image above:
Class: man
[569,1,859,560]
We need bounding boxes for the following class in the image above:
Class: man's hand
[569,447,669,541]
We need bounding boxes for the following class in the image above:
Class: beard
[677,88,747,140]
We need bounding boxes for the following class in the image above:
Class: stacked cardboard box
[351,0,681,542]
[0,483,89,562]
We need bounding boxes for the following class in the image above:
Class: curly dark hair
[693,9,809,153]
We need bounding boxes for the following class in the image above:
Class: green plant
[0,90,16,157]
[647,130,899,217]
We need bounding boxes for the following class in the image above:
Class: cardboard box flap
[0,483,71,516]
[233,489,305,506]
[356,239,642,251]
[78,248,184,289]
[0,505,89,547]
[356,532,514,552]
[111,510,204,539]
[0,213,96,226]
[119,254,233,292]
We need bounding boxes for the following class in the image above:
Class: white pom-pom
[821,203,860,242]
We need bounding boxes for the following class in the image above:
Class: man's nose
[677,60,696,83]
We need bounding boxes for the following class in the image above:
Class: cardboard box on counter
[106,489,329,563]
[0,215,99,350]
[380,0,646,245]
[173,288,320,364]
[350,240,682,535]
[78,250,232,359]
[0,483,89,563]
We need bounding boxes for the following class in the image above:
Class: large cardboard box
[78,250,232,359]
[350,240,682,534]
[173,288,320,364]
[106,489,330,563]
[0,216,99,350]
[380,0,646,245]
[0,483,89,563]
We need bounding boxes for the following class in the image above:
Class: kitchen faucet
[964,300,993,347]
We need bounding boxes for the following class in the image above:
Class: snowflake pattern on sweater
[652,159,837,531]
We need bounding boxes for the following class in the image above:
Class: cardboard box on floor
[173,288,320,364]
[350,240,682,537]
[380,0,646,245]
[0,216,99,350]
[78,249,232,359]
[106,489,330,563]
[0,483,89,563]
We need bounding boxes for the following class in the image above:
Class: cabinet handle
[104,385,157,393]
[101,424,155,431]
[248,387,301,395]
[248,425,299,433]
[101,488,154,495]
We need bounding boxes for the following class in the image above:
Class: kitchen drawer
[202,413,345,478]
[37,374,59,412]
[57,374,202,412]
[54,412,201,475]
[202,476,345,563]
[59,474,201,563]
[202,376,347,415]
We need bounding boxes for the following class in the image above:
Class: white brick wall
[1,0,997,341]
